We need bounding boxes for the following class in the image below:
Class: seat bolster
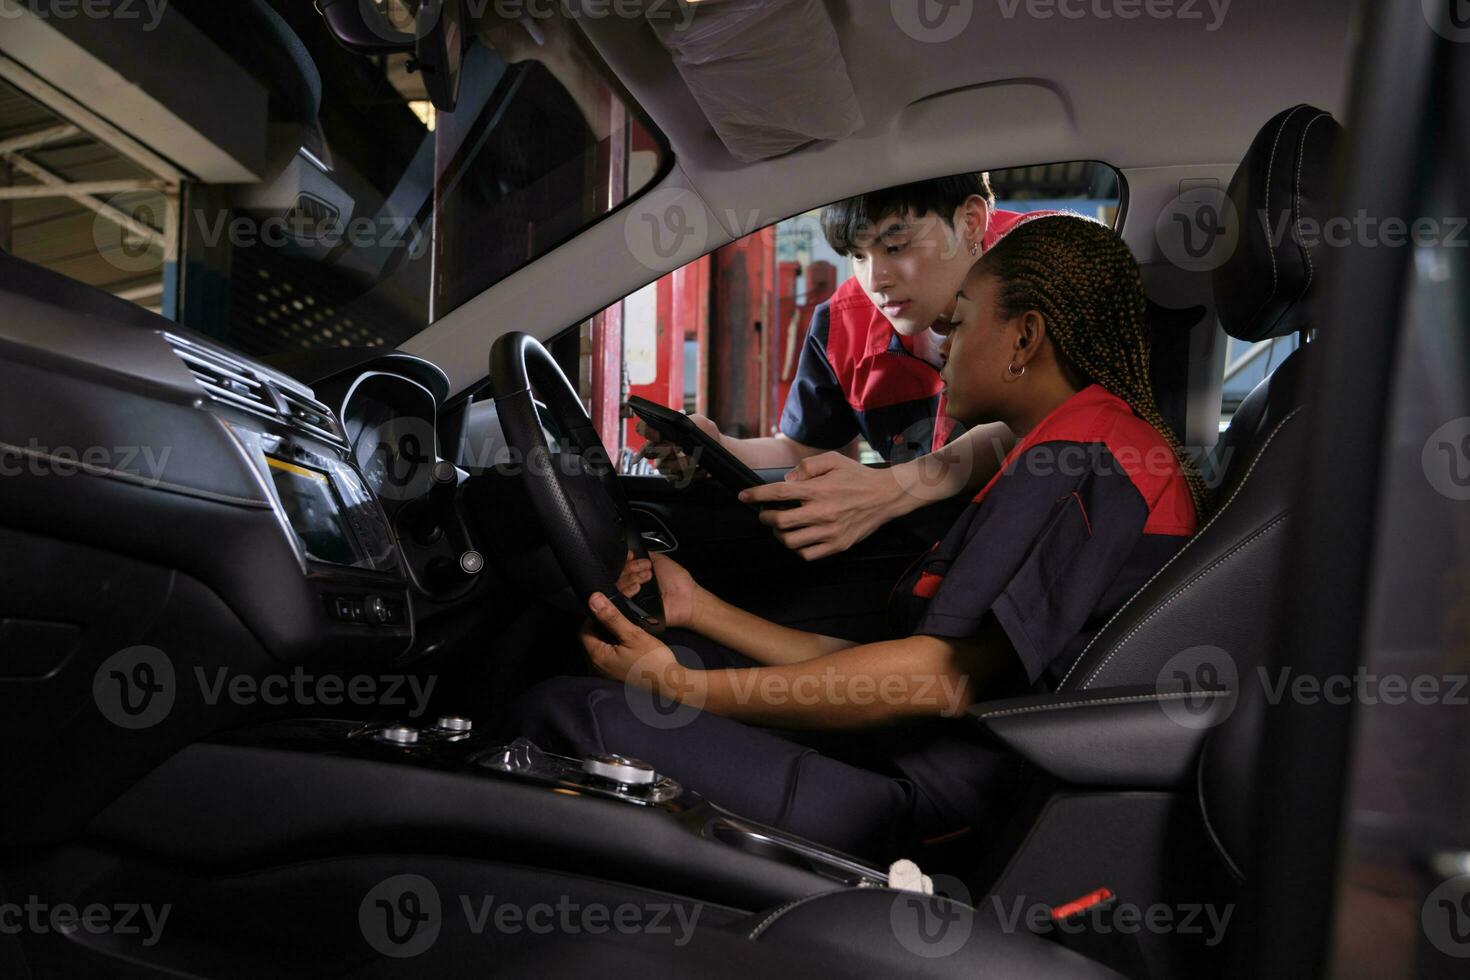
[744,887,1127,979]
[969,686,1231,788]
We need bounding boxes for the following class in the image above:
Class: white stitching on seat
[749,889,979,941]
[1290,112,1330,308]
[1252,105,1308,321]
[1081,515,1288,688]
[1056,407,1303,689]
[748,893,836,940]
[974,689,1230,721]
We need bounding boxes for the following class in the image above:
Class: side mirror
[315,0,465,111]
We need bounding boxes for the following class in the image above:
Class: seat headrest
[1214,104,1342,342]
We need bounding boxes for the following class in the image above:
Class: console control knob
[582,754,658,786]
[436,715,473,733]
[365,595,390,624]
[378,725,419,745]
[459,551,484,575]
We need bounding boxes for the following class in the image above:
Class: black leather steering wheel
[490,332,665,635]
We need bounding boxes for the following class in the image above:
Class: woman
[511,215,1208,861]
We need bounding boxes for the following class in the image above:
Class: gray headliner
[404,0,1357,396]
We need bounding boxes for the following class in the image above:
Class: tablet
[628,397,786,502]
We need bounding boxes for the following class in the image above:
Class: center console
[87,715,890,914]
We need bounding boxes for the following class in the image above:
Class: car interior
[1,1,1468,977]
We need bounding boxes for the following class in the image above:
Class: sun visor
[649,0,864,163]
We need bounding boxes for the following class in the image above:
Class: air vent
[164,331,348,449]
[164,332,280,422]
[280,388,348,447]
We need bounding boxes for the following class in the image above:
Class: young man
[641,174,1055,559]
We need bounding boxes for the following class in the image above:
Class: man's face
[847,203,985,336]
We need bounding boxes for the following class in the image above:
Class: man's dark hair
[820,173,995,256]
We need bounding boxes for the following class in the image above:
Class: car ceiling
[403,0,1358,396]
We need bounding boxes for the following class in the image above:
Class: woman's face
[937,271,1020,425]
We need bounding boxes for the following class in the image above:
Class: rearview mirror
[315,0,465,111]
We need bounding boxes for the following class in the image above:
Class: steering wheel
[490,332,665,635]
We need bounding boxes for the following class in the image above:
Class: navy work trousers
[508,631,1019,862]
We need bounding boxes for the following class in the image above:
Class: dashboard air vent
[280,388,348,447]
[164,332,348,449]
[164,332,279,422]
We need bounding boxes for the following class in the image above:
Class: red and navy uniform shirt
[891,385,1200,689]
[779,209,1060,462]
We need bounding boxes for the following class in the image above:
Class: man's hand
[580,592,682,694]
[737,453,908,561]
[635,415,722,485]
[614,551,705,630]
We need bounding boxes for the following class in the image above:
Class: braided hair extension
[975,214,1211,519]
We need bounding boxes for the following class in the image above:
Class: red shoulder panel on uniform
[970,386,1198,537]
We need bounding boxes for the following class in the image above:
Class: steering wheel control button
[377,725,420,746]
[459,551,484,575]
[435,715,473,733]
[582,754,658,786]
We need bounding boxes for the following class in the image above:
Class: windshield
[0,0,663,360]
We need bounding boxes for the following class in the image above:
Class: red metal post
[590,101,629,451]
[709,227,777,438]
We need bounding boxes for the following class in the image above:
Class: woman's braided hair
[977,214,1211,518]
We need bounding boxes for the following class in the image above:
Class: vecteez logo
[1154,186,1239,273]
[1422,874,1470,958]
[92,648,439,729]
[1423,0,1470,43]
[891,0,974,44]
[357,875,703,957]
[890,875,974,958]
[1154,645,1238,729]
[623,646,706,731]
[360,874,442,958]
[93,646,176,730]
[623,189,711,274]
[1423,417,1470,501]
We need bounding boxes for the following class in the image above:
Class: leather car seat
[1052,103,1340,699]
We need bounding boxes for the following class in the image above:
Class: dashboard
[0,252,495,843]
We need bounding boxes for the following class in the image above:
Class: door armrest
[968,685,1232,788]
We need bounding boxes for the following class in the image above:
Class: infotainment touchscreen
[226,421,400,574]
[265,457,362,567]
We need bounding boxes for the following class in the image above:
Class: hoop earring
[1006,360,1026,379]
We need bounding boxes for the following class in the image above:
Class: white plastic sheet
[650,0,865,162]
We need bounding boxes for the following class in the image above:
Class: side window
[586,164,1122,470]
[1220,333,1301,430]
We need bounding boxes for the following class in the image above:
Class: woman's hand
[580,593,684,696]
[614,551,704,631]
